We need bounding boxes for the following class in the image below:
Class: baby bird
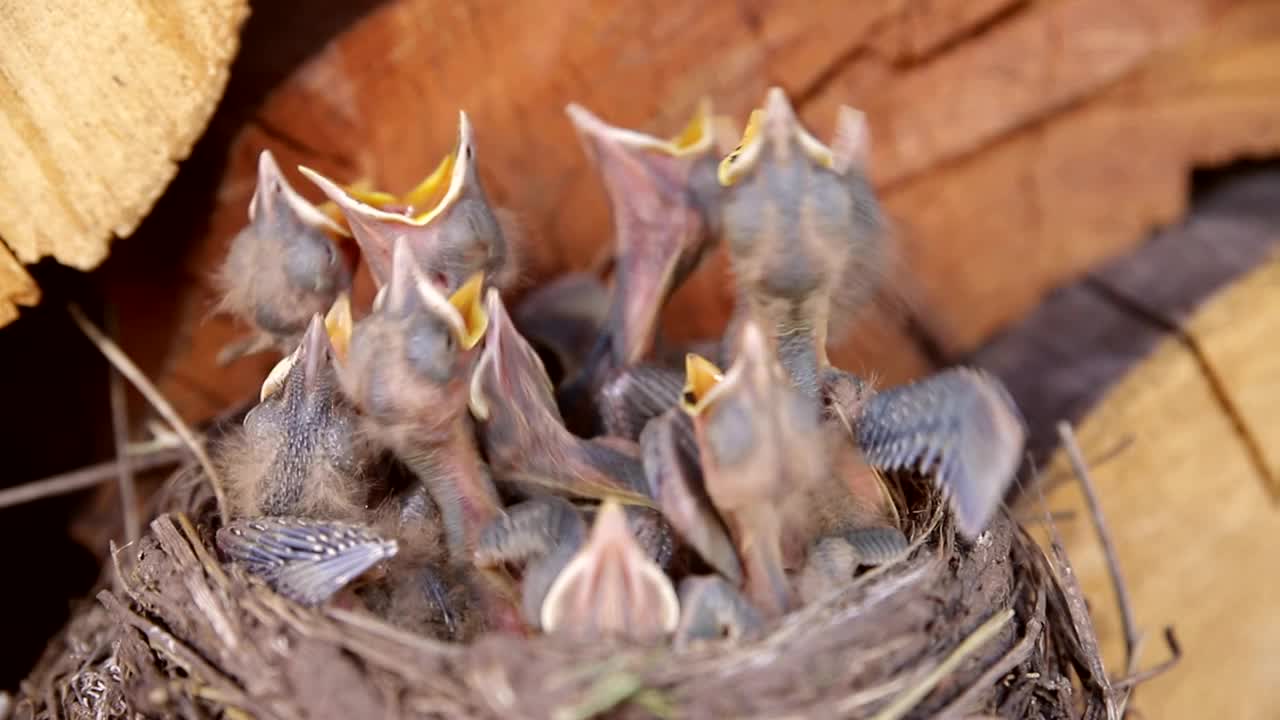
[216,516,397,608]
[479,499,678,641]
[468,287,652,506]
[356,501,518,641]
[339,237,501,560]
[825,367,1026,538]
[716,88,1025,539]
[474,496,588,630]
[541,500,679,641]
[639,408,741,585]
[220,310,369,521]
[716,87,886,400]
[512,272,612,386]
[217,150,354,357]
[682,323,911,616]
[673,575,763,648]
[300,111,515,293]
[680,323,826,617]
[564,100,723,377]
[597,364,686,441]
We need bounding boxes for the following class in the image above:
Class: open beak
[258,313,334,402]
[300,112,505,292]
[389,244,487,353]
[250,150,350,239]
[566,101,719,374]
[680,352,725,415]
[539,500,679,641]
[324,293,352,364]
[448,273,489,350]
[718,87,845,187]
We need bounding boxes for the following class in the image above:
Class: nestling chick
[682,323,910,613]
[795,529,911,604]
[681,323,826,617]
[825,367,1027,538]
[300,111,515,293]
[639,408,741,584]
[474,496,588,630]
[716,88,886,399]
[674,575,763,649]
[220,311,369,520]
[468,288,651,506]
[538,500,680,642]
[564,100,723,376]
[359,503,515,641]
[339,238,500,559]
[717,89,1025,538]
[216,516,398,607]
[597,364,685,441]
[217,150,354,355]
[512,272,611,385]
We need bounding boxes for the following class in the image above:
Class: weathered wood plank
[1040,247,1280,719]
[0,0,248,324]
[972,167,1280,459]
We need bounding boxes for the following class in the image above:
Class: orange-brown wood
[146,0,1280,424]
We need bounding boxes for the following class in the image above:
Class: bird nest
[14,476,1111,720]
[13,88,1120,719]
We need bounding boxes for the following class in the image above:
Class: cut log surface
[0,0,249,323]
[147,0,1280,423]
[973,167,1280,460]
[1038,246,1280,719]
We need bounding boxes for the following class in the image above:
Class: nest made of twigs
[14,467,1115,720]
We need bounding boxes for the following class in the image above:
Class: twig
[1031,471,1117,720]
[1014,509,1077,526]
[1057,424,1142,691]
[1112,628,1182,690]
[0,446,188,509]
[1043,434,1135,486]
[106,306,140,548]
[870,608,1014,720]
[68,303,228,526]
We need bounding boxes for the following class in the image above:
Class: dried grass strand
[1057,422,1140,676]
[68,303,229,526]
[107,305,141,547]
[0,446,188,509]
[869,607,1014,720]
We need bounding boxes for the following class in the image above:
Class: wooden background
[97,0,1280,425]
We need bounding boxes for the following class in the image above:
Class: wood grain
[0,243,38,327]
[0,0,248,323]
[972,167,1280,459]
[1040,248,1280,719]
